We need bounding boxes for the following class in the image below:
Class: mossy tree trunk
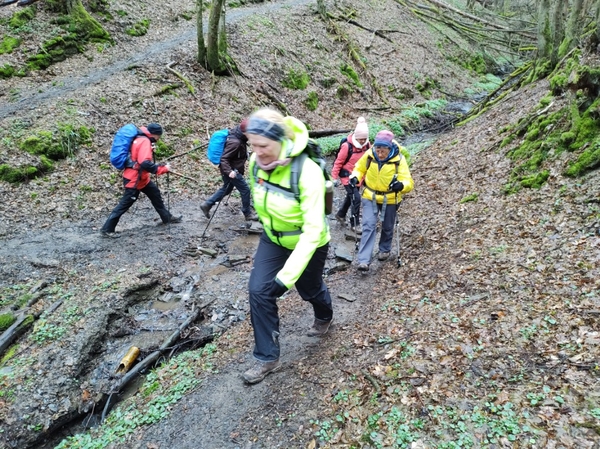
[206,0,226,74]
[65,0,110,42]
[536,0,552,59]
[559,0,584,57]
[196,0,206,65]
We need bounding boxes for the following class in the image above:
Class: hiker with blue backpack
[101,123,182,238]
[349,130,414,271]
[331,116,371,234]
[200,119,258,221]
[242,108,333,384]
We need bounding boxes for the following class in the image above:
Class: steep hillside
[0,0,598,448]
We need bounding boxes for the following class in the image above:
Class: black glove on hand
[390,181,404,192]
[349,177,358,188]
[267,278,288,298]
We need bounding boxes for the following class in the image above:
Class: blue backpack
[207,129,229,165]
[110,124,145,170]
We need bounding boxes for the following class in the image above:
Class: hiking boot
[168,215,183,224]
[244,211,259,221]
[357,263,369,272]
[335,215,345,225]
[351,224,362,234]
[200,202,212,219]
[242,359,282,384]
[377,252,390,261]
[307,318,333,337]
[100,230,120,239]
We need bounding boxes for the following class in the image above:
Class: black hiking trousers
[248,232,333,362]
[336,184,361,226]
[205,172,252,216]
[101,181,172,233]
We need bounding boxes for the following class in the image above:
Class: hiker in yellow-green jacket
[243,108,333,384]
[349,130,414,272]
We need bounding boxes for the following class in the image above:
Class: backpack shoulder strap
[343,141,353,166]
[290,152,308,202]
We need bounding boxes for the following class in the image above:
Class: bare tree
[197,0,228,74]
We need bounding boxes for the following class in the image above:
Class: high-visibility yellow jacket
[249,116,330,288]
[351,142,414,204]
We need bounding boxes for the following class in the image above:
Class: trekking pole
[166,172,171,233]
[200,191,232,239]
[395,195,401,267]
[349,184,359,253]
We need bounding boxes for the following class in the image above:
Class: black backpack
[333,137,354,167]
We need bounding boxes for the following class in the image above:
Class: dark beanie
[147,123,163,136]
[240,118,248,133]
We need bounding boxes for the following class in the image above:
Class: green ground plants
[8,6,35,29]
[55,344,218,449]
[282,68,310,90]
[0,124,93,184]
[305,91,319,111]
[0,36,21,54]
[0,313,16,332]
[126,19,150,37]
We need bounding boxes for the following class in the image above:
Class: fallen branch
[0,313,33,355]
[163,143,207,161]
[169,170,196,182]
[361,369,381,397]
[165,62,195,95]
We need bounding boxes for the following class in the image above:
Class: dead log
[0,313,33,355]
[308,129,352,138]
[101,298,216,421]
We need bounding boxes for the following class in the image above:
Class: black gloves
[267,278,288,298]
[349,176,359,188]
[390,180,404,192]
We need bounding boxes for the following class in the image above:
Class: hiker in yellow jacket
[243,108,333,384]
[349,130,414,271]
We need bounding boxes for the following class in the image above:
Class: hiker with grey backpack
[200,119,258,222]
[331,116,371,233]
[349,130,413,271]
[101,123,182,238]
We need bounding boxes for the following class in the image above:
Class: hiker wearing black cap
[100,123,182,238]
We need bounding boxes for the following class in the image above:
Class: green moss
[564,141,600,176]
[0,343,19,365]
[155,140,174,160]
[9,6,35,29]
[282,68,310,90]
[340,63,362,88]
[0,164,41,183]
[0,313,16,332]
[336,85,352,99]
[0,36,21,55]
[520,170,549,189]
[305,91,318,111]
[460,193,479,204]
[0,64,16,79]
[126,19,150,37]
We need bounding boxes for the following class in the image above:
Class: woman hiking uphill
[243,108,333,384]
[349,130,413,271]
[331,117,371,233]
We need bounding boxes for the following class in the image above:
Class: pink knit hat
[354,117,369,139]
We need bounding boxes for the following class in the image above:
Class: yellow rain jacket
[351,141,414,204]
[249,116,330,289]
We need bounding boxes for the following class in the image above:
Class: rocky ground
[0,0,599,448]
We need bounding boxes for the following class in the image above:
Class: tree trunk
[560,0,584,57]
[537,0,552,58]
[197,0,206,65]
[65,0,110,41]
[206,0,226,74]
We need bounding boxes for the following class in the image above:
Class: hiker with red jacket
[200,119,258,221]
[331,117,371,233]
[100,123,181,238]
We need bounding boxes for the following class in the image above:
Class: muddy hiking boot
[351,224,362,234]
[377,252,390,261]
[335,215,345,225]
[307,318,333,337]
[358,263,369,272]
[242,359,282,384]
[168,215,183,224]
[100,230,120,239]
[200,202,212,219]
[244,211,259,221]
